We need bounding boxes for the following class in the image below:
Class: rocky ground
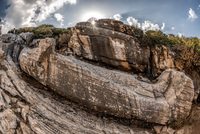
[0,19,200,134]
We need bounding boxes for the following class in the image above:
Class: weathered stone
[159,126,175,134]
[17,101,29,122]
[1,42,24,63]
[20,122,33,134]
[150,45,175,78]
[0,109,19,134]
[19,32,33,45]
[69,23,149,72]
[19,38,194,125]
[0,33,24,44]
[0,48,5,58]
[77,19,137,36]
[154,125,163,134]
[29,39,41,47]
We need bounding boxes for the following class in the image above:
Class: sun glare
[91,20,95,25]
[82,11,105,21]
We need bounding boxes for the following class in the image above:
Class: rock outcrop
[69,20,149,72]
[19,32,33,45]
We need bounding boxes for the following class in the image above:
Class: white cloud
[188,8,198,21]
[141,21,160,32]
[34,0,76,22]
[161,23,165,30]
[171,27,175,30]
[54,13,64,27]
[127,17,163,32]
[127,17,141,28]
[113,14,122,21]
[2,0,76,33]
[178,33,183,38]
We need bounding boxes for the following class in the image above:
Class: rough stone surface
[19,32,33,45]
[69,22,150,72]
[29,39,41,47]
[0,42,153,134]
[150,45,175,78]
[0,33,24,44]
[76,19,139,36]
[0,47,5,58]
[19,38,194,125]
[1,42,24,64]
[154,125,163,134]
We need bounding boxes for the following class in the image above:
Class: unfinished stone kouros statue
[19,37,194,125]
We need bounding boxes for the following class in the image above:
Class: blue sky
[0,0,199,37]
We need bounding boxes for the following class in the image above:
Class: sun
[81,11,105,21]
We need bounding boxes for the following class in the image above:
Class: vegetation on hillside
[141,30,200,48]
[8,24,72,50]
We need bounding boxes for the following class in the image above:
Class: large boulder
[19,32,33,45]
[69,21,149,72]
[19,38,194,125]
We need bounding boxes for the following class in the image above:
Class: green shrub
[34,26,53,39]
[142,30,171,46]
[10,24,72,51]
[37,24,54,28]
